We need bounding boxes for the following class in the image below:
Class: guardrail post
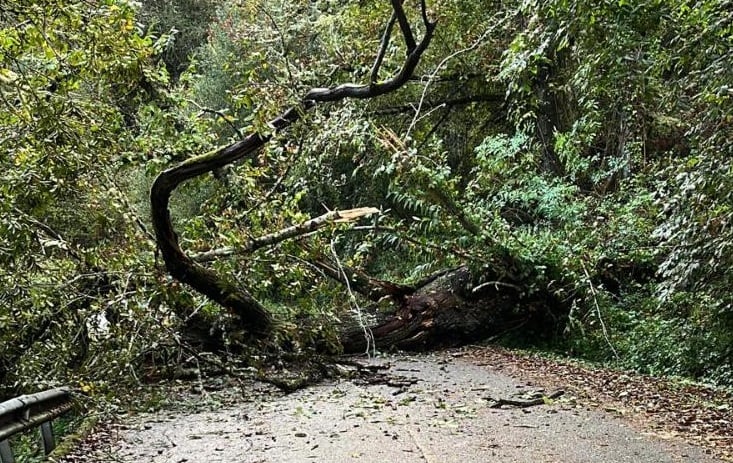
[0,387,74,461]
[0,439,14,463]
[40,421,55,454]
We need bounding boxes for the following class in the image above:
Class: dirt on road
[64,348,728,463]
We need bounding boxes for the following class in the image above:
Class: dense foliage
[1,0,731,400]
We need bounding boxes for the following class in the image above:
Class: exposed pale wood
[191,208,379,262]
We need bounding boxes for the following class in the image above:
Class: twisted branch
[150,2,436,336]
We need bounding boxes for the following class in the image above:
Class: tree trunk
[338,266,563,354]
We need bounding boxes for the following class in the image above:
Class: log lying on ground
[338,265,564,354]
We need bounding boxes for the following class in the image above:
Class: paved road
[97,354,719,462]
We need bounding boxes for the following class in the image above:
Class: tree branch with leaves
[150,1,436,337]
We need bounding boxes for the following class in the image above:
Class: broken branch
[150,2,436,336]
[191,208,380,262]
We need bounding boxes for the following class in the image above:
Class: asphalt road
[91,353,720,463]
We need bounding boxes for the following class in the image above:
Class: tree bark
[338,265,563,354]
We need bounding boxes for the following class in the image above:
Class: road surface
[83,352,720,462]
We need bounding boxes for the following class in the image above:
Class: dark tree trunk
[338,266,563,353]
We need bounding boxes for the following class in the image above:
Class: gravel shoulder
[70,349,724,463]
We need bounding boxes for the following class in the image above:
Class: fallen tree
[149,0,567,353]
[336,264,563,354]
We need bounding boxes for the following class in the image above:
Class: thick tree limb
[191,208,379,262]
[336,265,550,354]
[150,3,436,336]
[391,0,416,53]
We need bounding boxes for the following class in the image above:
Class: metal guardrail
[0,388,74,463]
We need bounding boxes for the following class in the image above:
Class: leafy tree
[0,0,173,395]
[138,0,218,80]
[651,0,733,381]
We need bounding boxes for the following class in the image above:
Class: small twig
[330,238,375,357]
[257,4,295,87]
[488,389,565,408]
[581,261,619,360]
[408,427,438,463]
[162,432,177,448]
[471,280,522,294]
[335,358,391,371]
[406,26,492,140]
[186,98,243,138]
[243,142,298,216]
[101,171,157,244]
[13,206,84,259]
[197,107,243,139]
[415,104,454,151]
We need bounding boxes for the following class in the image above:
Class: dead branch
[487,389,565,408]
[191,208,379,262]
